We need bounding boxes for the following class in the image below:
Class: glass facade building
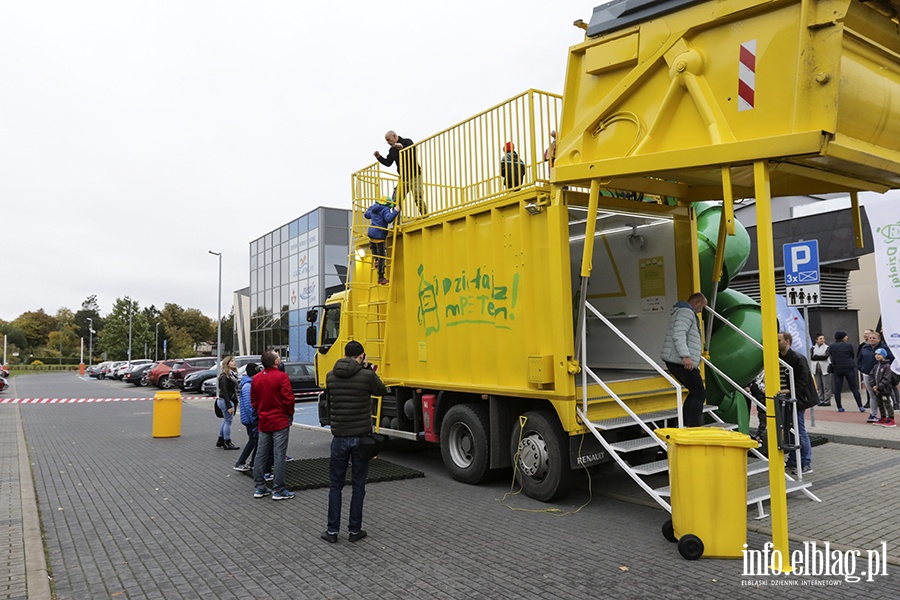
[248,207,351,361]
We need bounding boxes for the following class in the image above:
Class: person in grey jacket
[321,341,389,544]
[660,293,708,426]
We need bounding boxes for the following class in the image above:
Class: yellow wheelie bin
[655,427,758,560]
[152,390,183,438]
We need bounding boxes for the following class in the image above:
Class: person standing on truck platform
[543,129,557,177]
[364,196,398,285]
[500,141,526,189]
[250,350,295,501]
[660,292,708,427]
[375,131,427,216]
[321,341,388,544]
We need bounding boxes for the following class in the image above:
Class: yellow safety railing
[352,89,562,223]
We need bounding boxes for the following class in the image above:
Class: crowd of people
[811,329,899,427]
[211,343,388,544]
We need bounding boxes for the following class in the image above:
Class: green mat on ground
[241,457,424,491]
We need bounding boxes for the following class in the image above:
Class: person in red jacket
[250,350,295,501]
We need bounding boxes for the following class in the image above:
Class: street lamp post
[209,251,222,400]
[155,322,160,361]
[87,317,94,367]
[127,303,133,369]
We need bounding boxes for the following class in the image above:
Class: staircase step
[652,459,770,498]
[590,405,719,431]
[746,479,811,505]
[747,459,768,476]
[630,459,668,476]
[591,410,679,431]
[703,421,739,430]
[609,436,664,453]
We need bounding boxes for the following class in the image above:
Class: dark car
[181,367,217,393]
[167,357,217,389]
[282,361,323,401]
[123,363,154,387]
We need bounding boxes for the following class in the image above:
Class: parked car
[123,363,155,386]
[101,361,126,380]
[114,359,152,380]
[181,367,217,393]
[168,357,217,389]
[87,363,107,378]
[282,361,323,401]
[201,376,218,397]
[147,360,178,388]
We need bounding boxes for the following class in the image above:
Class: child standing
[364,196,399,285]
[873,348,896,427]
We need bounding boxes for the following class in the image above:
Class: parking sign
[783,240,820,285]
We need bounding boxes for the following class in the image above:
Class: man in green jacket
[321,341,388,544]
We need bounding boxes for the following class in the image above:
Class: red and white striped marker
[738,40,756,112]
[1,396,209,404]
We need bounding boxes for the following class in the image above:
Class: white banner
[865,195,900,373]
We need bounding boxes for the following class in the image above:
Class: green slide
[694,202,764,433]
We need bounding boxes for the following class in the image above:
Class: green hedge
[6,365,77,373]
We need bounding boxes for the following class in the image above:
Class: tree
[48,308,80,359]
[219,307,235,354]
[161,303,215,349]
[98,297,140,360]
[12,309,57,352]
[74,295,103,343]
[165,325,196,359]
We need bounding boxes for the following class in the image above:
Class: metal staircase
[575,299,819,518]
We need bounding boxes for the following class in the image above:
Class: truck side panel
[381,195,576,401]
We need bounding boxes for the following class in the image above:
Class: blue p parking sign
[783,240,820,285]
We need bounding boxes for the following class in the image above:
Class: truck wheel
[440,404,490,485]
[510,410,574,502]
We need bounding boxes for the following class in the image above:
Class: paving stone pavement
[3,374,900,599]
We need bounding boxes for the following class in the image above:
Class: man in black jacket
[829,330,863,412]
[779,332,816,475]
[375,130,427,215]
[321,341,388,544]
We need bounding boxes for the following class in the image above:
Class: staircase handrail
[582,300,684,429]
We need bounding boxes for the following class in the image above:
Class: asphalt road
[5,373,897,599]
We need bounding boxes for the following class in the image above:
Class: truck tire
[440,404,491,485]
[510,410,574,502]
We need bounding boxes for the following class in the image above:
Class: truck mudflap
[569,433,610,469]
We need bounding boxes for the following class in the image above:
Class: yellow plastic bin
[152,390,182,438]
[655,427,758,560]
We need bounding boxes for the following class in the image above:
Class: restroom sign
[783,240,820,285]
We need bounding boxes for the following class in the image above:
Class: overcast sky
[1,0,587,321]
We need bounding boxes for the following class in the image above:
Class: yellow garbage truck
[308,0,900,503]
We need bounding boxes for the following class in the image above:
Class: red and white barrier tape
[1,396,210,404]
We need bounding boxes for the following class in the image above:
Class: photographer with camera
[321,341,388,544]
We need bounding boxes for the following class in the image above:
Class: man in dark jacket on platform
[321,341,388,544]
